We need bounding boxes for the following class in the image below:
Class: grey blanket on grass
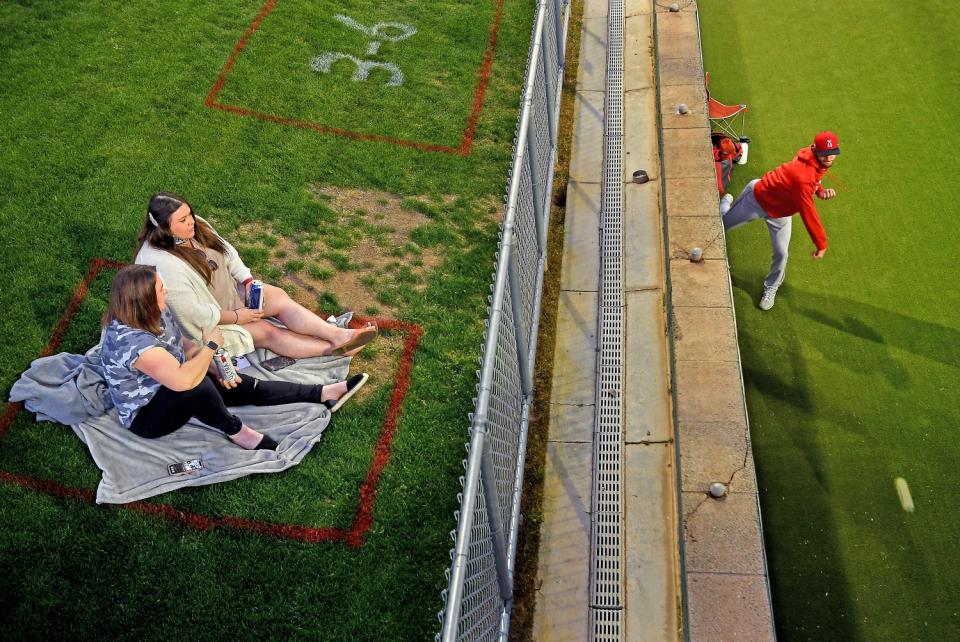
[10,346,350,505]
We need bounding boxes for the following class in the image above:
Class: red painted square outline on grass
[0,258,422,547]
[205,0,506,156]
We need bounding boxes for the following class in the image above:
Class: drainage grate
[590,0,625,638]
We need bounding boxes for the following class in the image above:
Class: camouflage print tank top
[101,309,185,428]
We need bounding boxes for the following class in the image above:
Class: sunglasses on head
[192,247,218,271]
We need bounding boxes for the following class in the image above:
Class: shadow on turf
[732,280,862,641]
[732,278,958,640]
[792,288,959,373]
[731,279,959,388]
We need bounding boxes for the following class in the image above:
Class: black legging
[129,374,324,439]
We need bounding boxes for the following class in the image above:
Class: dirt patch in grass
[344,328,407,405]
[234,187,459,318]
[233,187,503,319]
[320,185,454,218]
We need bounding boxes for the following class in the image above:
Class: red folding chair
[705,72,747,141]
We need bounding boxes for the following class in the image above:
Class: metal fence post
[440,422,490,642]
[555,0,565,60]
[481,435,514,601]
[525,124,546,255]
[507,236,533,397]
[540,39,558,146]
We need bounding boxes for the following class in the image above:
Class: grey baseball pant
[722,179,792,289]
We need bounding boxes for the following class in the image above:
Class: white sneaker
[758,286,778,311]
[719,193,734,215]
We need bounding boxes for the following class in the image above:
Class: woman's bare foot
[230,425,278,450]
[320,380,347,403]
[327,325,378,357]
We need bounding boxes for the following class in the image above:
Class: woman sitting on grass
[134,192,377,359]
[101,265,368,449]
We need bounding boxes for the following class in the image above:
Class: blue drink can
[248,280,264,311]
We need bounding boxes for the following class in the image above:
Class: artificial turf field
[0,0,536,638]
[698,1,960,639]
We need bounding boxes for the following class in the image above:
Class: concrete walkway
[531,0,775,639]
[533,0,679,639]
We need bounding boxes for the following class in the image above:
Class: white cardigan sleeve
[222,237,253,284]
[135,244,219,332]
[163,274,221,334]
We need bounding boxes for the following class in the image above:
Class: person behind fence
[100,265,369,450]
[720,131,841,311]
[134,192,378,359]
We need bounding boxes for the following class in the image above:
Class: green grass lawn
[698,1,960,639]
[212,1,496,145]
[0,0,535,638]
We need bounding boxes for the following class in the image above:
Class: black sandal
[323,373,369,413]
[255,435,279,451]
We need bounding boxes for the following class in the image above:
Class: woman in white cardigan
[134,192,377,359]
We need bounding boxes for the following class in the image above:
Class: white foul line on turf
[895,477,914,512]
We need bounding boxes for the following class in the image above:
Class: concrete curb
[653,1,777,640]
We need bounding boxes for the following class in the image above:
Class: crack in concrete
[730,418,753,490]
[682,429,751,540]
[682,494,711,542]
[670,223,726,261]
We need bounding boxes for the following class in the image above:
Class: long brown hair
[135,192,229,284]
[104,265,163,335]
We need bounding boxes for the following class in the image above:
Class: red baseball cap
[813,131,841,156]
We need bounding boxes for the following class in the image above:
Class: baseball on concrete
[709,482,727,498]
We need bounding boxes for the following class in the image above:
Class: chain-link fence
[437,0,571,639]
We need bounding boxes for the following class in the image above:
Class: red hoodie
[753,146,829,251]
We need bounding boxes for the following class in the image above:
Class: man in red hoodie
[720,131,840,310]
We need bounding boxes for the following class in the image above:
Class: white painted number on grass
[311,53,405,86]
[311,14,417,87]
